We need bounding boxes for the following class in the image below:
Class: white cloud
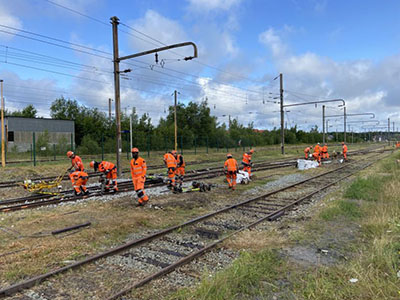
[259,26,400,131]
[0,2,23,40]
[186,0,242,13]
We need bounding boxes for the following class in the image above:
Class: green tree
[9,104,37,118]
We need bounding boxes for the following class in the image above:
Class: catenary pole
[279,73,284,154]
[111,16,122,176]
[322,105,325,143]
[0,80,4,167]
[174,90,178,151]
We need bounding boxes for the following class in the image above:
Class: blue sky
[0,0,399,131]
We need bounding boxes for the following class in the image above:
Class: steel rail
[0,154,382,297]
[107,155,381,300]
[0,161,297,212]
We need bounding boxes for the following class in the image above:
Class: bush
[76,135,101,155]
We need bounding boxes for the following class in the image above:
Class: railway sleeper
[121,252,171,269]
[194,227,221,239]
[202,221,241,231]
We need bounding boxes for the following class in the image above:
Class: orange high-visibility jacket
[163,153,177,168]
[130,157,147,178]
[342,145,348,153]
[242,153,251,165]
[70,170,88,181]
[304,147,311,154]
[224,158,238,172]
[71,155,84,171]
[322,145,328,153]
[98,161,116,173]
[314,145,321,153]
[177,154,185,168]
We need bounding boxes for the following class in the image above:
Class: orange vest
[314,145,321,154]
[224,158,238,172]
[342,145,348,153]
[242,153,251,164]
[98,161,115,173]
[322,145,328,153]
[71,155,84,171]
[177,154,185,168]
[70,170,88,181]
[304,147,310,154]
[163,153,177,168]
[130,157,147,178]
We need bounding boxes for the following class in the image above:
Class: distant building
[3,116,75,152]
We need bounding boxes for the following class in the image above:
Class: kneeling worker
[304,146,312,159]
[224,153,238,190]
[70,170,89,196]
[130,148,149,206]
[90,160,118,192]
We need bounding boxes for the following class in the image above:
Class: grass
[171,151,400,300]
[170,250,283,300]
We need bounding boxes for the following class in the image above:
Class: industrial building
[3,116,75,152]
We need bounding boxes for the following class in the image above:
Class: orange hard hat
[90,161,95,168]
[67,151,74,158]
[250,149,254,154]
[131,147,139,152]
[171,150,177,155]
[227,153,232,158]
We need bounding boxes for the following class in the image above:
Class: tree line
[7,98,364,154]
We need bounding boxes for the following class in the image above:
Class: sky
[0,0,399,132]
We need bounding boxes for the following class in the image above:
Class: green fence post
[194,137,197,155]
[101,133,104,161]
[180,136,183,154]
[147,135,150,158]
[70,133,73,151]
[206,136,209,154]
[53,144,56,161]
[33,132,36,166]
[126,132,129,160]
[30,144,33,162]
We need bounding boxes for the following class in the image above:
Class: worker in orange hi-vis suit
[130,148,149,206]
[90,160,118,192]
[342,142,348,161]
[69,170,89,196]
[163,150,177,190]
[224,153,239,190]
[173,150,185,192]
[313,143,321,166]
[304,146,312,159]
[321,144,329,159]
[67,151,84,171]
[242,149,254,177]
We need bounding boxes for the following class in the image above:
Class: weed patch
[320,200,362,221]
[343,176,384,201]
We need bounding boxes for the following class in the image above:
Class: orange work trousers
[132,176,148,204]
[226,171,237,190]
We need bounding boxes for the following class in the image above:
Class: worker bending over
[163,150,177,190]
[173,150,185,192]
[242,149,254,177]
[321,144,329,159]
[90,160,118,192]
[304,146,312,159]
[342,142,348,161]
[224,153,238,190]
[130,148,149,206]
[70,170,89,196]
[67,151,84,171]
[313,143,321,166]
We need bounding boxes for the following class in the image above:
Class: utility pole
[129,114,132,152]
[322,105,325,143]
[1,80,4,167]
[388,117,390,145]
[174,90,178,151]
[343,106,346,143]
[279,73,284,154]
[110,15,197,173]
[111,16,122,176]
[108,98,112,120]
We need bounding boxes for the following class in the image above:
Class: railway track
[0,151,388,299]
[0,145,385,189]
[0,160,297,213]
